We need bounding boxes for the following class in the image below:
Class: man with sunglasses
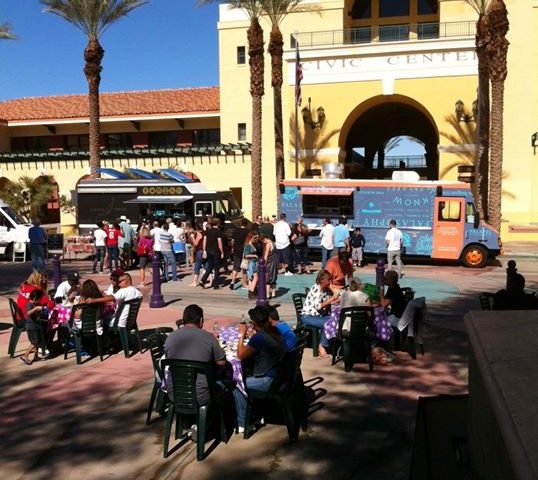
[86,273,142,328]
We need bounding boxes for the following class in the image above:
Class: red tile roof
[0,87,220,122]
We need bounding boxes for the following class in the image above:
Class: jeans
[93,246,105,272]
[233,375,274,428]
[107,246,119,271]
[294,245,308,267]
[200,251,221,288]
[161,251,177,281]
[301,314,330,347]
[193,250,203,274]
[30,244,46,272]
[351,247,363,266]
[321,246,333,270]
[387,249,403,277]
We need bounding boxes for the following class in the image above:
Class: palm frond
[452,0,492,15]
[261,0,321,25]
[0,22,17,40]
[40,0,147,38]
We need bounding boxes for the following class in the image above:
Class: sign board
[458,176,475,184]
[47,233,64,255]
[305,169,322,177]
[457,165,475,173]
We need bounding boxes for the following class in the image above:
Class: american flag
[295,42,303,107]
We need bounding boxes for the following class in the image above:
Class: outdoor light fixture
[532,131,537,155]
[455,99,476,123]
[302,97,325,129]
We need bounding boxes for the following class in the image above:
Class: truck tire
[462,245,487,268]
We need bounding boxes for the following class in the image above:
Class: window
[237,46,246,65]
[195,201,213,217]
[351,0,371,19]
[238,123,247,142]
[418,22,439,39]
[418,0,438,15]
[65,135,89,151]
[379,0,409,17]
[303,195,353,217]
[466,202,477,224]
[438,201,461,222]
[379,24,409,42]
[193,129,221,146]
[107,133,133,149]
[17,136,50,152]
[149,131,177,148]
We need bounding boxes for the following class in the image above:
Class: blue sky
[0,0,220,101]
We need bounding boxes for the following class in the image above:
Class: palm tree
[261,0,319,210]
[40,0,147,178]
[462,0,492,221]
[0,23,16,40]
[485,0,509,232]
[201,1,265,219]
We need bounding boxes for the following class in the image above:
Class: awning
[124,195,193,204]
[301,187,355,196]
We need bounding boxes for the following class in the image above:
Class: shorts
[277,245,290,265]
[138,255,149,268]
[232,253,243,273]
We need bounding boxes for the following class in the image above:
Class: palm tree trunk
[487,80,504,231]
[84,38,104,178]
[269,25,284,214]
[475,13,490,222]
[248,18,264,219]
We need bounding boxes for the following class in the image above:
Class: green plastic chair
[243,342,307,441]
[146,333,169,425]
[8,298,26,358]
[292,292,320,357]
[331,306,374,372]
[111,298,143,358]
[161,359,227,460]
[64,304,104,365]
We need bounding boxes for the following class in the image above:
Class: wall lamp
[455,99,477,123]
[532,131,537,155]
[302,97,325,129]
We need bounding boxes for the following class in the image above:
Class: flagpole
[294,35,300,178]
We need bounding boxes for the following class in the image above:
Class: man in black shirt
[230,218,250,290]
[350,227,366,267]
[379,270,406,326]
[198,218,224,289]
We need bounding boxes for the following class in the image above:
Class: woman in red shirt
[105,222,122,271]
[17,272,54,316]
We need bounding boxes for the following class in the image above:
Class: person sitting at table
[85,273,142,329]
[494,273,538,310]
[340,278,371,309]
[73,279,105,334]
[325,250,354,292]
[164,304,227,405]
[234,306,285,433]
[379,270,406,327]
[54,272,81,306]
[267,306,296,352]
[104,269,125,295]
[301,270,340,358]
[16,271,54,317]
[20,289,49,365]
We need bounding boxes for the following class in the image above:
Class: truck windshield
[2,207,27,225]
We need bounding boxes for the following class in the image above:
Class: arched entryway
[340,95,439,179]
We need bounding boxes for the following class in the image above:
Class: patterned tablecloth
[218,326,247,396]
[47,304,72,331]
[325,304,384,340]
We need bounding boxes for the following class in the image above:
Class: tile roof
[0,87,220,122]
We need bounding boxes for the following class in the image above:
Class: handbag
[240,258,249,270]
[172,242,185,254]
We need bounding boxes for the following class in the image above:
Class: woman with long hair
[17,271,54,317]
[74,279,105,333]
[259,234,278,299]
[188,223,205,286]
[243,232,260,299]
[233,305,285,432]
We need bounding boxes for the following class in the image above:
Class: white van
[0,200,32,258]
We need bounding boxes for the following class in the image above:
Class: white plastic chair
[12,242,27,263]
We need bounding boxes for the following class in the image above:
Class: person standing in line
[291,217,311,274]
[28,218,47,272]
[350,227,366,267]
[385,219,404,278]
[92,221,107,273]
[319,217,334,270]
[333,216,350,254]
[119,216,135,270]
[104,222,122,272]
[273,213,292,276]
[198,218,224,289]
[150,220,164,279]
[259,215,274,241]
[159,223,177,282]
[230,218,250,290]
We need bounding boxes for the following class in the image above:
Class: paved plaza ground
[1,245,537,480]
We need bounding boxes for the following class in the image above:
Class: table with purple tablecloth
[218,326,247,396]
[325,304,383,340]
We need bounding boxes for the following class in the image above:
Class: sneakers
[229,283,235,290]
[39,348,50,357]
[284,271,293,276]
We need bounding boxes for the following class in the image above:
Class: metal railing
[382,155,427,169]
[291,21,475,48]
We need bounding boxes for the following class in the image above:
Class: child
[350,227,366,267]
[20,289,48,365]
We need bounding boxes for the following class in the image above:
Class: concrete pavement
[0,250,537,480]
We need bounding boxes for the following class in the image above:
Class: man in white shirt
[86,273,142,328]
[385,219,404,278]
[319,217,335,270]
[92,221,107,273]
[54,272,81,306]
[273,213,292,275]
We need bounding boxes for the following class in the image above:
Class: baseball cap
[67,272,81,282]
[110,268,125,280]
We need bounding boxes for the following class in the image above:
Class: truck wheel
[462,245,487,268]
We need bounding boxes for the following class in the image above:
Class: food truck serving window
[195,201,213,216]
[438,200,461,222]
[303,195,353,217]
